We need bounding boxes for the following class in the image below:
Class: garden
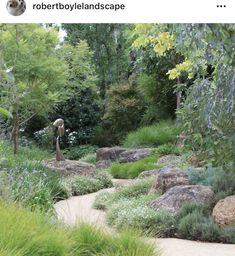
[0,24,234,256]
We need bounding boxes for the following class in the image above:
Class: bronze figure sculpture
[53,118,65,161]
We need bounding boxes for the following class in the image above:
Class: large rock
[151,166,189,193]
[96,147,153,167]
[157,154,180,165]
[96,160,112,169]
[119,148,153,163]
[43,159,96,176]
[150,185,214,214]
[212,195,235,227]
[96,147,126,162]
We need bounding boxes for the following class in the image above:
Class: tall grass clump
[123,120,181,148]
[0,201,157,256]
[60,170,113,197]
[0,201,71,256]
[110,155,157,178]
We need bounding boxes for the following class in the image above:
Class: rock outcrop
[151,166,189,193]
[44,159,96,176]
[96,147,126,169]
[150,185,214,214]
[212,195,235,227]
[119,148,153,163]
[96,147,126,162]
[96,147,153,168]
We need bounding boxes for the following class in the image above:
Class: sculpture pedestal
[43,159,96,176]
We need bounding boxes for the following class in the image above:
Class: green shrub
[72,176,103,195]
[175,202,211,221]
[106,195,174,237]
[212,171,235,198]
[50,86,102,146]
[123,121,181,148]
[175,202,224,242]
[0,201,157,256]
[110,155,157,178]
[222,226,235,244]
[80,153,97,164]
[34,126,54,150]
[177,212,221,242]
[113,177,154,200]
[63,144,97,160]
[10,166,62,213]
[60,170,113,196]
[187,166,235,201]
[103,82,145,140]
[187,166,224,187]
[154,143,182,156]
[93,191,113,210]
[0,141,64,212]
[0,165,62,213]
[93,176,154,211]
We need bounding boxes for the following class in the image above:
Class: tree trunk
[11,113,19,154]
[176,91,182,110]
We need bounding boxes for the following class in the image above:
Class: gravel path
[54,186,235,256]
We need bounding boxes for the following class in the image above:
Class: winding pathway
[54,185,235,256]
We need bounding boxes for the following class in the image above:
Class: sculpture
[53,118,65,161]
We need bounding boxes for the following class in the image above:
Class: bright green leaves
[167,59,193,80]
[151,32,174,56]
[59,41,97,89]
[133,25,174,56]
[0,107,12,119]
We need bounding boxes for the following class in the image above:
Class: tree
[133,24,235,167]
[62,24,131,98]
[103,78,145,140]
[0,24,69,154]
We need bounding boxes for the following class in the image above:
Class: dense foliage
[62,24,131,98]
[0,23,235,250]
[132,24,235,168]
[103,81,145,140]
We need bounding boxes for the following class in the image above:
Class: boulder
[150,185,214,214]
[43,159,96,176]
[96,147,126,162]
[119,148,153,163]
[151,166,189,193]
[96,160,112,169]
[96,147,153,165]
[212,195,235,227]
[157,154,180,165]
